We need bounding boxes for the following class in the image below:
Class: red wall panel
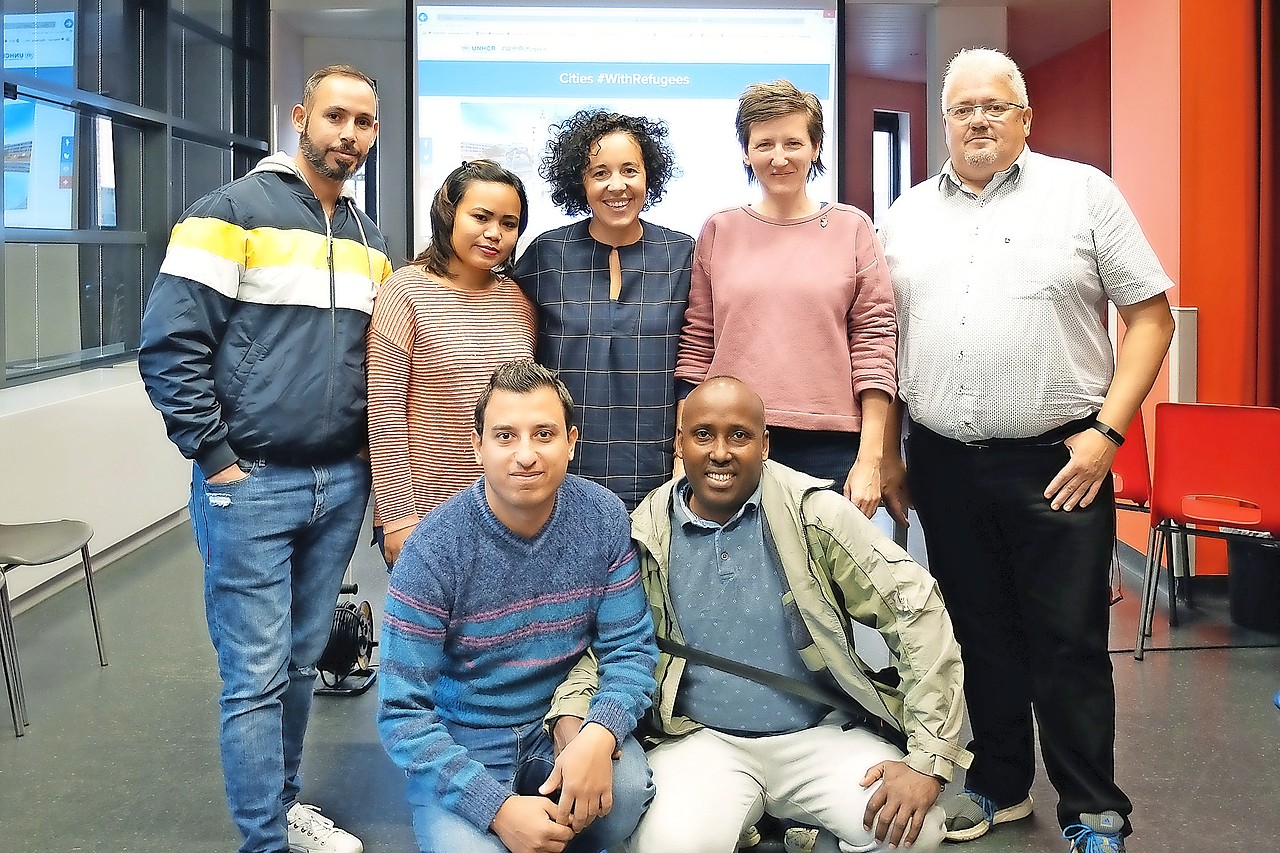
[841,74,928,216]
[1023,31,1112,174]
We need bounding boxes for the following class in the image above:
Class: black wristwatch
[1089,421,1125,447]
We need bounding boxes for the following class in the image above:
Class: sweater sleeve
[367,274,422,534]
[137,191,245,477]
[377,538,512,831]
[845,212,898,401]
[584,513,659,745]
[674,217,716,386]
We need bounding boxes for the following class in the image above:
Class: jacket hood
[250,152,357,201]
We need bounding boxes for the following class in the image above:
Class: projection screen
[410,1,842,249]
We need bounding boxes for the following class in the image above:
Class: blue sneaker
[1063,811,1125,852]
[1273,687,1279,710]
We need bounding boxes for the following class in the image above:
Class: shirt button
[720,552,729,561]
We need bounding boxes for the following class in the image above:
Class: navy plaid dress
[514,219,694,509]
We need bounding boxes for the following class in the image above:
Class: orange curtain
[1261,0,1279,406]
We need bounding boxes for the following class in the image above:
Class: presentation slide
[412,2,839,248]
[3,11,77,230]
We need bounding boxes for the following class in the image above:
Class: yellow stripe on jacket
[161,216,392,310]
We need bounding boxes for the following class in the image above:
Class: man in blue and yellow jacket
[139,65,391,853]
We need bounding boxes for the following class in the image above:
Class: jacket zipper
[323,206,337,445]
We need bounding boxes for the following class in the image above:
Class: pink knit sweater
[675,204,897,432]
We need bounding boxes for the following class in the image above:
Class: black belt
[919,414,1096,450]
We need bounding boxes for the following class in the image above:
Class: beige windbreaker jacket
[550,460,972,781]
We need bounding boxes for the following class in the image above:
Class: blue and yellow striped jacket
[139,154,393,475]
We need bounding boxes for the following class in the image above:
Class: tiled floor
[2,523,1277,852]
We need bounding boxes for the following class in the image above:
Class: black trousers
[767,427,859,487]
[906,424,1133,834]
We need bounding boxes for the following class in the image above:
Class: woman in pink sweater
[675,80,897,517]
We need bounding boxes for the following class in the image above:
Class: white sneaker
[287,802,363,853]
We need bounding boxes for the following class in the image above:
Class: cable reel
[316,584,378,696]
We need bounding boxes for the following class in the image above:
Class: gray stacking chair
[0,520,108,736]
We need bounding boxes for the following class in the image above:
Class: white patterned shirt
[880,148,1173,441]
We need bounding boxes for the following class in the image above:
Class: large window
[1,1,268,385]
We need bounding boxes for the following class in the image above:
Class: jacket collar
[250,152,358,202]
[632,460,830,559]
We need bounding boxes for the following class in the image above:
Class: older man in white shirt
[879,47,1175,853]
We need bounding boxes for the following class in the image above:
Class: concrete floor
[2,521,1278,852]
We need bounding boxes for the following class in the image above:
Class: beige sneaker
[783,826,819,853]
[738,824,762,849]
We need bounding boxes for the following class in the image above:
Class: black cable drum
[318,600,375,687]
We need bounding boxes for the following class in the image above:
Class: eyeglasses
[943,101,1025,122]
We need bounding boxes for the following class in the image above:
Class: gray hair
[941,48,1029,111]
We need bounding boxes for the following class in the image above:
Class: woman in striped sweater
[368,160,536,565]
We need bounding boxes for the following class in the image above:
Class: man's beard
[963,147,999,170]
[299,127,363,181]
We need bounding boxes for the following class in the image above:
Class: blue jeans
[190,456,371,853]
[410,718,654,853]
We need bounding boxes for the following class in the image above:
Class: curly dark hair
[538,109,677,216]
[413,159,529,279]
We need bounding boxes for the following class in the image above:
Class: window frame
[0,0,269,387]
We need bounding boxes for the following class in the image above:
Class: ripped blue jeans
[190,456,371,853]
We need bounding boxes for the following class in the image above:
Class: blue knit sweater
[377,475,658,831]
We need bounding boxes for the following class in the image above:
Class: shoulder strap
[656,635,907,753]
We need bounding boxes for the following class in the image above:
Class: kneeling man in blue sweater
[378,360,659,853]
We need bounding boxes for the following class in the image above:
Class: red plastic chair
[1134,402,1280,659]
[1109,409,1155,604]
[1112,407,1152,510]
